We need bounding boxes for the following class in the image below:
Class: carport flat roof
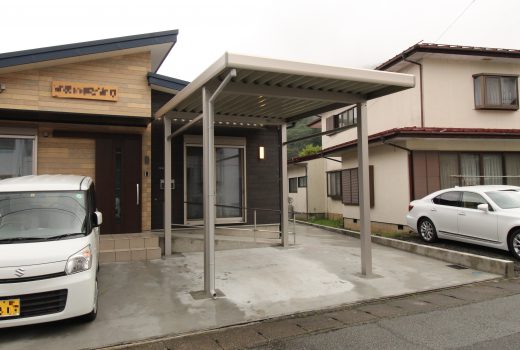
[155,53,415,125]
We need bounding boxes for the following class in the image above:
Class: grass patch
[305,217,343,228]
[373,231,415,239]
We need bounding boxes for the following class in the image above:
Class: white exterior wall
[307,158,326,213]
[287,165,306,213]
[288,159,327,214]
[341,144,410,225]
[422,57,520,128]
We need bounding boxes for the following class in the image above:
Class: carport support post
[164,116,172,256]
[281,123,289,247]
[357,102,372,275]
[202,86,216,297]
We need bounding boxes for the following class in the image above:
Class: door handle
[458,212,465,216]
[431,208,437,212]
[136,184,140,206]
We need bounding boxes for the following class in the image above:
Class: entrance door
[96,135,141,234]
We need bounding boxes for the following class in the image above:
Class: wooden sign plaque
[51,81,118,102]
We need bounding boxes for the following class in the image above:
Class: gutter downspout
[402,54,424,128]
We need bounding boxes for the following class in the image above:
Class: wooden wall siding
[0,53,151,117]
[412,151,440,199]
[37,132,95,180]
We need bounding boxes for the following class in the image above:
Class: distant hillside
[287,116,321,159]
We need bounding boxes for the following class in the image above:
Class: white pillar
[280,123,289,247]
[163,117,172,256]
[357,102,372,275]
[202,87,216,297]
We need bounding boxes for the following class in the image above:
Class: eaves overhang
[0,30,179,74]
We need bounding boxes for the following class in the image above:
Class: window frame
[438,151,520,188]
[289,177,298,193]
[326,170,342,199]
[341,166,375,207]
[473,73,519,111]
[183,135,247,225]
[0,133,38,179]
[297,176,307,188]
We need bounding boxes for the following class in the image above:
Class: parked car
[407,185,520,259]
[0,175,101,328]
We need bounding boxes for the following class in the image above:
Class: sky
[2,0,519,81]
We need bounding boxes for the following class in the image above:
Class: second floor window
[474,74,519,110]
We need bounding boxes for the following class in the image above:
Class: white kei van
[0,175,101,328]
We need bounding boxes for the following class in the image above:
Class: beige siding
[0,53,151,118]
[422,58,520,129]
[37,133,95,180]
[341,145,410,226]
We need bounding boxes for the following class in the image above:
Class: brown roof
[377,43,520,71]
[289,127,520,163]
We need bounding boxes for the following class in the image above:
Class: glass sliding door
[0,136,35,179]
[185,145,245,223]
[186,146,204,220]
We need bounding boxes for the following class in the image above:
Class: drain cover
[447,264,469,270]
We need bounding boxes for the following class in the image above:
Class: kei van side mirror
[92,211,103,227]
[477,203,489,212]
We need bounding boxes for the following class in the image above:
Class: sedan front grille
[0,289,67,320]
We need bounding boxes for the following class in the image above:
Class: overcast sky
[3,0,519,81]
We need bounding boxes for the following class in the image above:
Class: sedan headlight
[65,245,92,275]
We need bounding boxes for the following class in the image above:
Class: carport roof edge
[155,52,415,123]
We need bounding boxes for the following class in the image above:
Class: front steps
[99,233,161,264]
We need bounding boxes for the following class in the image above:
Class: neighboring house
[289,43,520,232]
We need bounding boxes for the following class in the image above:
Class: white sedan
[406,185,520,259]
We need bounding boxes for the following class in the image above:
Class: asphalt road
[251,292,520,350]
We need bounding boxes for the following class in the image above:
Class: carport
[155,53,415,297]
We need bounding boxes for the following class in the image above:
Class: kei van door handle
[136,184,140,206]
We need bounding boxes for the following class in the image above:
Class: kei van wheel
[507,229,520,260]
[80,279,98,322]
[418,218,438,243]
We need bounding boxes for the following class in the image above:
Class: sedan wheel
[508,230,520,260]
[419,218,438,243]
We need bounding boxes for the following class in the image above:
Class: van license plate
[0,299,20,317]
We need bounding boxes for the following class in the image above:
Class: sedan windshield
[485,190,520,209]
[0,191,87,243]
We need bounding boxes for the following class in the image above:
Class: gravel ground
[397,233,520,275]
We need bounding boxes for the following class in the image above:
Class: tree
[287,116,321,158]
[298,144,322,157]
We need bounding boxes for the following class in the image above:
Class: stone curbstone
[297,220,515,278]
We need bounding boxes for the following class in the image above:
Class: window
[289,177,298,193]
[439,152,520,188]
[433,191,461,207]
[0,136,35,179]
[327,171,341,198]
[185,144,245,222]
[341,166,374,207]
[298,176,307,188]
[462,192,489,210]
[474,74,519,110]
[334,107,357,128]
[325,107,357,132]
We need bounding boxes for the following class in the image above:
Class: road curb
[297,220,515,278]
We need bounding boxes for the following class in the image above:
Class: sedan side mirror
[92,211,103,227]
[477,203,489,212]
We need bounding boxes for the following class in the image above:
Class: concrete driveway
[1,224,499,350]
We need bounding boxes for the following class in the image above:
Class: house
[0,30,181,237]
[289,43,520,233]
